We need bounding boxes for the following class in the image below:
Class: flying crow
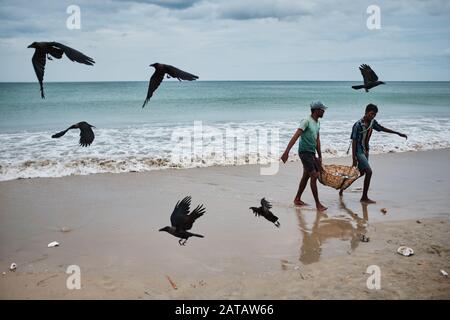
[159,196,205,246]
[27,42,95,98]
[51,121,95,147]
[249,198,280,227]
[352,64,385,92]
[142,63,198,108]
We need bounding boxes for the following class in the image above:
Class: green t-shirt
[298,116,320,153]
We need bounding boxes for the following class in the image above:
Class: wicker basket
[319,164,360,190]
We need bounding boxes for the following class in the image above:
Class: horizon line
[1,80,450,83]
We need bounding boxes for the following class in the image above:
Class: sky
[0,0,449,81]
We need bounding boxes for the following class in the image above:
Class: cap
[310,101,327,110]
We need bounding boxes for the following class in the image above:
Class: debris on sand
[60,227,72,233]
[166,275,178,290]
[380,208,387,214]
[360,235,370,242]
[10,263,17,271]
[440,270,448,277]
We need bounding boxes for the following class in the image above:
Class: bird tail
[190,233,204,238]
[351,85,365,90]
[40,83,45,99]
[142,98,149,108]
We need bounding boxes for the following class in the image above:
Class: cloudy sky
[0,0,449,81]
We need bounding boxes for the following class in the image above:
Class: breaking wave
[1,119,449,181]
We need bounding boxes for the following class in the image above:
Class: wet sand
[0,149,449,299]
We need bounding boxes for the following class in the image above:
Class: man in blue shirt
[281,101,327,211]
[343,103,408,203]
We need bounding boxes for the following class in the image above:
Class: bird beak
[27,44,32,48]
[158,228,164,232]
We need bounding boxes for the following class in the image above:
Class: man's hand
[281,152,289,163]
[316,157,323,171]
[398,133,408,140]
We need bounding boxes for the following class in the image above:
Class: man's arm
[281,128,303,163]
[379,125,408,139]
[316,133,322,161]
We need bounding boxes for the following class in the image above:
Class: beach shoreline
[0,149,449,299]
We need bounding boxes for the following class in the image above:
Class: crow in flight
[51,121,95,147]
[351,64,385,92]
[27,42,95,98]
[249,198,280,227]
[159,196,205,246]
[142,63,198,108]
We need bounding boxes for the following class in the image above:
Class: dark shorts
[299,151,320,174]
[356,152,371,171]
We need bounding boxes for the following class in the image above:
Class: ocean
[1,81,449,181]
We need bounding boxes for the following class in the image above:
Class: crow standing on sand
[27,42,95,98]
[51,121,95,147]
[249,198,280,228]
[159,196,205,246]
[142,63,198,108]
[351,64,385,92]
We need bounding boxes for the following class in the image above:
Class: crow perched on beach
[249,198,280,227]
[142,63,198,108]
[27,42,95,98]
[51,121,95,147]
[159,196,205,246]
[351,64,385,92]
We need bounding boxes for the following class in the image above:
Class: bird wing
[77,122,95,147]
[170,196,192,229]
[165,65,199,81]
[51,128,71,138]
[50,42,95,65]
[183,204,205,231]
[31,49,46,98]
[261,198,272,210]
[359,64,378,84]
[142,69,165,108]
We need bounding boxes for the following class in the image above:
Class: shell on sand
[397,246,414,256]
[47,241,60,248]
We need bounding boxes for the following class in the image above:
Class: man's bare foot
[316,203,327,211]
[294,198,308,206]
[360,198,376,204]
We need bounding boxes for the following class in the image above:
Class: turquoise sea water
[0,81,449,180]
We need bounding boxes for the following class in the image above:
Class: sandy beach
[0,149,449,299]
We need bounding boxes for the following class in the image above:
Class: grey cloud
[111,0,201,10]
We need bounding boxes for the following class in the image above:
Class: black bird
[51,121,95,147]
[351,64,385,92]
[142,63,198,108]
[249,198,280,227]
[159,196,205,246]
[27,42,95,98]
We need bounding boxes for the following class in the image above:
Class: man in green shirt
[281,101,327,211]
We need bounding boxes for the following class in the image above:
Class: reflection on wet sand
[294,198,370,265]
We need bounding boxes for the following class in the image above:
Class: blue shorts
[356,152,370,172]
